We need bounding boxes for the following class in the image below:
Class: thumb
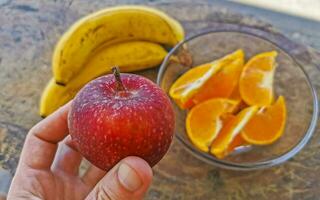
[85,156,153,200]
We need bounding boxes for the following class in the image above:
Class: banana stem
[112,66,126,91]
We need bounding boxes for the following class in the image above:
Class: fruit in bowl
[169,50,287,158]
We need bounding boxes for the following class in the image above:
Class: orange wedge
[241,96,287,145]
[229,84,242,101]
[239,51,277,106]
[186,99,238,152]
[169,62,220,109]
[210,106,258,158]
[169,49,244,109]
[227,134,246,154]
[221,114,246,154]
[228,70,248,114]
[192,56,244,104]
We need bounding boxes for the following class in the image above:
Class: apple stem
[112,66,126,91]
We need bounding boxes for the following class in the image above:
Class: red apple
[68,67,175,170]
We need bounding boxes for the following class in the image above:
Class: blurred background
[233,0,320,22]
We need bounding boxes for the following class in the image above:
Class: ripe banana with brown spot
[53,5,184,85]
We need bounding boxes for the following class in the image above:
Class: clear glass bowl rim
[156,24,319,170]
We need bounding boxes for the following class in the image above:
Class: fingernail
[118,163,142,192]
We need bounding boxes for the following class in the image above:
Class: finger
[52,136,83,175]
[20,102,72,169]
[29,101,72,143]
[82,164,106,189]
[85,157,153,200]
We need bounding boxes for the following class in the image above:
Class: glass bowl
[157,25,319,170]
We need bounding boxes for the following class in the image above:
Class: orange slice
[210,106,258,158]
[228,71,248,114]
[229,83,242,101]
[186,99,238,152]
[169,62,220,109]
[169,49,244,109]
[227,134,246,154]
[239,51,277,106]
[221,114,246,154]
[241,96,287,145]
[192,56,244,104]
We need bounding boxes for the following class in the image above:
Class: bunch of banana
[39,6,184,117]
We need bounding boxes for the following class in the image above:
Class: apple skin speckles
[68,73,175,171]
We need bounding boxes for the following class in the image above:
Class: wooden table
[1,0,319,199]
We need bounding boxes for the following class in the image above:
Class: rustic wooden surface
[0,0,320,199]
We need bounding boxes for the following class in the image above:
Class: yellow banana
[40,41,167,117]
[39,79,76,118]
[53,5,184,85]
[77,41,168,86]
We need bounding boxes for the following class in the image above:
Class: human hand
[7,102,153,200]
